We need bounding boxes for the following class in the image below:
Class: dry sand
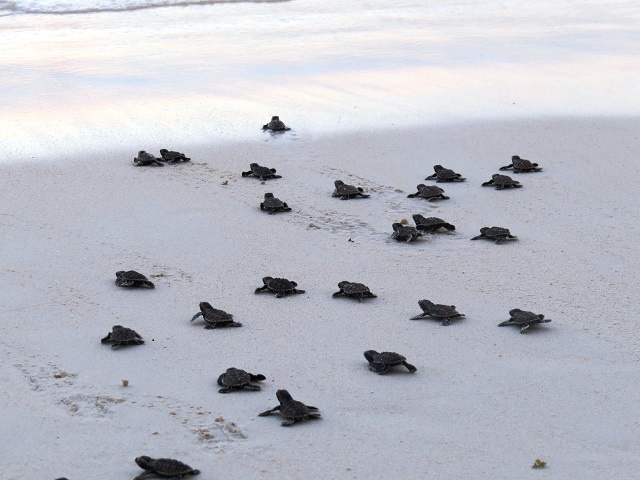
[1,117,639,479]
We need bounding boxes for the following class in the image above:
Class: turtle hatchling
[255,277,305,298]
[425,164,466,182]
[241,163,282,180]
[115,270,155,288]
[471,226,517,244]
[101,325,144,348]
[259,389,321,426]
[133,150,164,167]
[500,155,542,173]
[134,456,200,479]
[392,222,422,242]
[262,115,291,131]
[260,193,292,214]
[364,350,417,374]
[217,367,266,393]
[407,184,449,201]
[332,180,370,199]
[159,148,191,163]
[412,214,455,233]
[191,302,242,329]
[410,299,465,326]
[498,309,551,333]
[332,281,377,302]
[482,174,522,189]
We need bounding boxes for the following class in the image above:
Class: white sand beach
[2,0,640,478]
[2,117,640,479]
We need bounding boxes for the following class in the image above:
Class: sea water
[1,0,639,159]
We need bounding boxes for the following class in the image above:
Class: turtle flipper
[499,164,513,170]
[250,374,267,381]
[368,362,389,374]
[481,180,494,187]
[520,323,531,333]
[403,361,417,373]
[497,320,512,327]
[218,387,233,394]
[244,384,262,391]
[115,278,135,287]
[204,323,218,329]
[133,470,152,480]
[259,405,281,416]
[230,321,243,327]
[441,318,451,326]
[410,313,428,320]
[281,419,296,426]
[254,285,269,293]
[332,290,344,297]
[470,235,485,241]
[242,170,253,177]
[293,289,305,295]
[191,312,203,322]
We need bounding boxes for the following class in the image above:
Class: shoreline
[1,117,639,479]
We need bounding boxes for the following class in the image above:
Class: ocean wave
[0,0,287,16]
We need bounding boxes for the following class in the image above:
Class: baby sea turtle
[332,180,370,199]
[482,174,522,189]
[364,350,417,374]
[260,193,292,214]
[392,222,422,242]
[410,299,465,326]
[262,115,291,131]
[191,302,242,329]
[134,456,200,479]
[407,184,449,201]
[133,150,164,167]
[471,226,517,244]
[101,325,144,348]
[498,309,551,333]
[499,155,542,173]
[332,281,377,302]
[115,270,155,288]
[241,163,282,181]
[217,367,266,393]
[259,389,321,426]
[425,164,466,182]
[255,277,305,298]
[412,214,455,233]
[159,149,191,163]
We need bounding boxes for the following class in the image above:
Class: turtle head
[250,163,259,168]
[112,325,124,330]
[271,116,280,121]
[262,276,274,284]
[137,150,147,157]
[512,155,521,160]
[334,180,345,187]
[392,223,404,232]
[199,301,212,311]
[159,149,168,155]
[492,174,501,179]
[135,456,152,469]
[264,193,274,199]
[433,164,444,171]
[276,389,293,404]
[418,299,434,311]
[116,271,125,277]
[416,183,427,189]
[508,308,523,316]
[363,350,379,363]
[479,227,491,234]
[411,214,423,223]
[337,281,350,288]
